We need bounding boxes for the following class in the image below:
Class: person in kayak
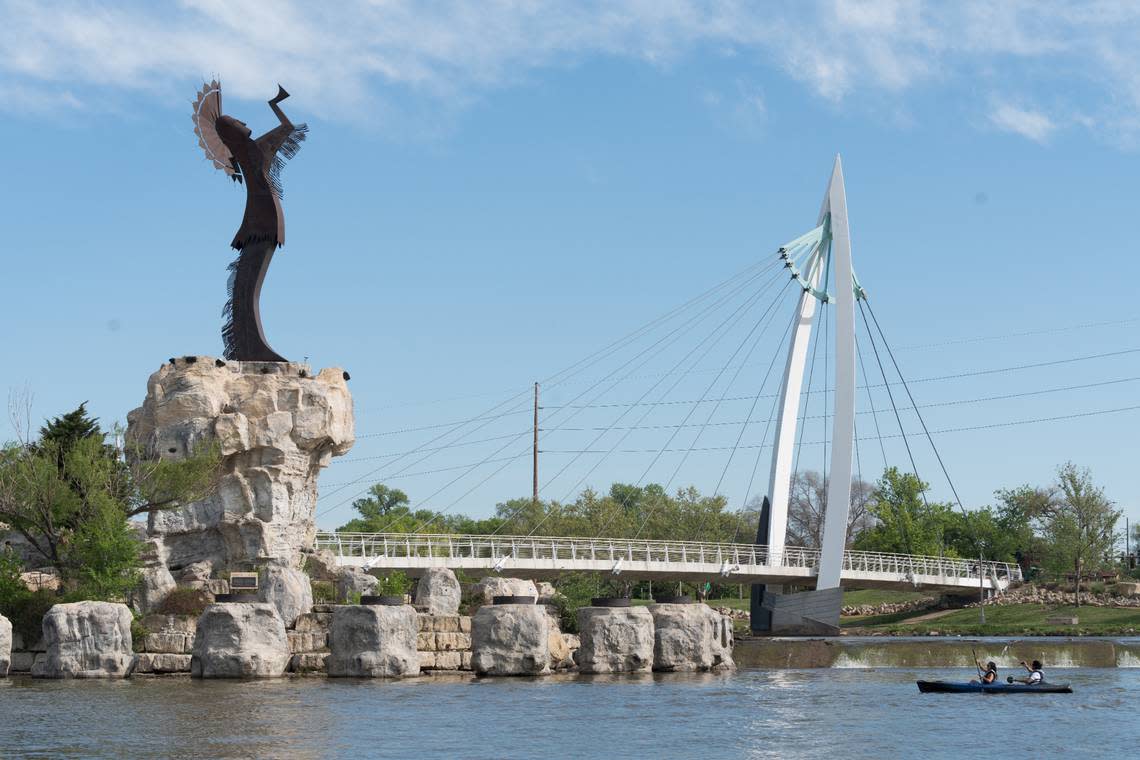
[971,659,998,684]
[1016,659,1044,684]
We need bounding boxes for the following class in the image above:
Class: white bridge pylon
[767,155,858,590]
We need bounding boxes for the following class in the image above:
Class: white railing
[315,531,1022,586]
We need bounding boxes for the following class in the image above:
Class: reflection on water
[1,669,1135,759]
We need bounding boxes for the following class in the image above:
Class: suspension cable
[864,299,967,510]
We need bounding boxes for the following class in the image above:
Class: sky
[1,0,1139,538]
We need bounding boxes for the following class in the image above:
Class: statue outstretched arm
[257,85,296,154]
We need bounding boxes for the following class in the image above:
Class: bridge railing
[315,532,1022,584]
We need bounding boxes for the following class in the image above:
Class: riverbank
[734,636,1140,669]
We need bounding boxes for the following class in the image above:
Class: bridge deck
[317,533,1021,592]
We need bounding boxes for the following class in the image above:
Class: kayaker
[1016,659,1044,684]
[979,661,998,684]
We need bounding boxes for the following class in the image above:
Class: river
[1,668,1134,758]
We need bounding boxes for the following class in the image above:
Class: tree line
[338,462,1126,595]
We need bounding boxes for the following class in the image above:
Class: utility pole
[532,382,539,507]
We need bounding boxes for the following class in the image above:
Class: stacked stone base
[417,613,473,671]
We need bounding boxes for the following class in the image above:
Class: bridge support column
[817,155,856,590]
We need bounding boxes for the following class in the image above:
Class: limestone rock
[191,603,289,678]
[535,581,558,602]
[19,570,59,592]
[135,565,177,614]
[141,613,198,637]
[145,632,193,654]
[575,606,655,673]
[32,602,135,679]
[649,604,736,672]
[134,653,192,674]
[303,549,340,581]
[470,577,538,610]
[548,629,572,670]
[289,652,328,674]
[259,562,313,628]
[327,605,419,678]
[0,614,10,677]
[126,358,354,572]
[336,568,378,602]
[471,604,549,676]
[415,567,461,615]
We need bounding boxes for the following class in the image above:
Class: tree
[786,470,875,548]
[0,404,221,600]
[852,467,955,556]
[1036,463,1120,607]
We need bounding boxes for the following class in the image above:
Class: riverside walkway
[317,532,1021,592]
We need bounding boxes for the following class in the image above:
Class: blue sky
[2,1,1139,537]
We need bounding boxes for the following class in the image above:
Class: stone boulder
[259,562,313,628]
[649,604,735,672]
[32,602,134,679]
[192,603,289,678]
[535,581,558,602]
[126,357,354,573]
[575,606,655,673]
[0,614,10,677]
[134,564,177,614]
[471,604,549,676]
[336,568,378,602]
[414,568,462,615]
[327,605,419,678]
[303,549,341,580]
[470,577,538,611]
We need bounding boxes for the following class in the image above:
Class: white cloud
[2,1,1140,145]
[989,103,1056,143]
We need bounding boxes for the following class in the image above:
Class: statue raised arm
[192,81,308,361]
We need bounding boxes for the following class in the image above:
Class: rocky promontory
[126,356,354,580]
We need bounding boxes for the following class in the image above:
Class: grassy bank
[843,604,1140,636]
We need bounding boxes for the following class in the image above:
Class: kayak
[917,680,1072,694]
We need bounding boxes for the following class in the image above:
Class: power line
[537,401,1140,456]
[538,347,1140,411]
[400,261,790,532]
[526,375,1140,434]
[865,299,966,510]
[355,410,531,438]
[331,431,533,464]
[316,258,783,517]
[898,316,1140,350]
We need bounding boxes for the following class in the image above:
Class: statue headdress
[192,79,240,182]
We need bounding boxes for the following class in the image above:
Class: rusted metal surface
[193,81,308,361]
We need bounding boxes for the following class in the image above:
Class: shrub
[552,573,598,634]
[3,589,59,645]
[311,580,336,603]
[154,587,211,617]
[375,571,411,597]
[131,617,150,653]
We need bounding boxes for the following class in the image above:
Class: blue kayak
[917,680,1072,694]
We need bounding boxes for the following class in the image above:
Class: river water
[1,668,1134,759]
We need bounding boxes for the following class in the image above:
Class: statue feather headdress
[192,80,240,182]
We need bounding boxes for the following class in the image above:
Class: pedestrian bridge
[316,532,1021,592]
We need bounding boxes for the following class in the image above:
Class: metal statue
[192,80,307,362]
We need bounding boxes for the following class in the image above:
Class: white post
[817,155,856,589]
[765,185,829,563]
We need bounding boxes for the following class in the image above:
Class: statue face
[216,115,253,148]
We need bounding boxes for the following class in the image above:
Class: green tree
[1037,463,1120,606]
[853,467,955,556]
[0,404,221,600]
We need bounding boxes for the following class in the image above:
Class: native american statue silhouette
[192,80,307,362]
